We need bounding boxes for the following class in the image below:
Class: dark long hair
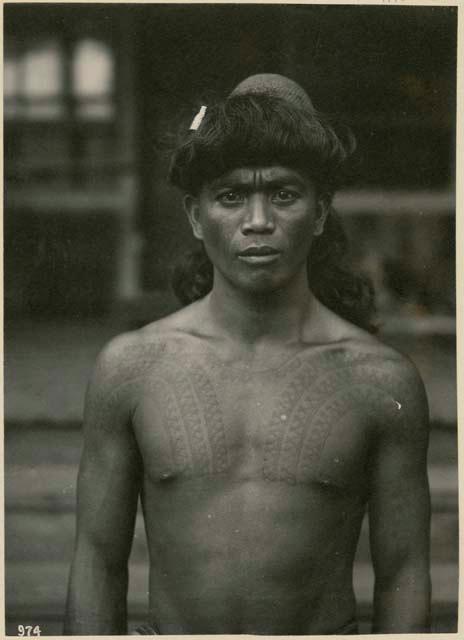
[169,94,377,333]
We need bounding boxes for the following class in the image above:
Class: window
[5,37,114,121]
[5,35,117,190]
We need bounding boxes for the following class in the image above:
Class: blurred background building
[4,3,457,634]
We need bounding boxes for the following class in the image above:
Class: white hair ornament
[189,105,207,131]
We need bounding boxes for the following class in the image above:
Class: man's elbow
[74,531,132,573]
[373,564,431,633]
[375,556,430,585]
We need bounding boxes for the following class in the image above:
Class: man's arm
[64,334,143,635]
[368,358,431,633]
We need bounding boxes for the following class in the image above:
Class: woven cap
[230,73,314,112]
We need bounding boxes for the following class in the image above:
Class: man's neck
[206,269,320,347]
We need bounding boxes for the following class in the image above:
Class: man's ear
[183,194,203,240]
[313,196,330,237]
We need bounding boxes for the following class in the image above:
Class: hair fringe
[169,94,356,197]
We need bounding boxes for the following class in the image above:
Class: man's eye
[272,190,299,204]
[218,191,245,205]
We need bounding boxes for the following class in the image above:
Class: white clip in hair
[189,105,207,131]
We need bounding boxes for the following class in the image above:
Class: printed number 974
[18,625,41,636]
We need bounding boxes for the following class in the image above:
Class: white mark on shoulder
[394,400,402,410]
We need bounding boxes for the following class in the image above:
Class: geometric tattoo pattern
[106,341,425,487]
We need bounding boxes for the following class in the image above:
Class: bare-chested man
[64,74,431,635]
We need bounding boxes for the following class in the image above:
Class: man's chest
[132,350,386,489]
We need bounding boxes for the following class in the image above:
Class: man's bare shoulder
[320,305,421,381]
[94,301,207,382]
[139,297,210,341]
[348,332,424,393]
[333,325,429,439]
[86,331,154,416]
[318,306,428,416]
[93,330,158,382]
[85,309,199,429]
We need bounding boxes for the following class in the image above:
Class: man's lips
[237,245,281,264]
[238,245,281,257]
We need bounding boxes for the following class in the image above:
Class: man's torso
[120,322,400,634]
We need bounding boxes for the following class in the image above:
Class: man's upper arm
[367,356,431,629]
[74,333,143,565]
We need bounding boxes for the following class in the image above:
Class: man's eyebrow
[209,179,250,190]
[260,177,307,189]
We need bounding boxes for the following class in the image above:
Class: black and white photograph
[4,2,459,635]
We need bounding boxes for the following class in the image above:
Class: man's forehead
[208,166,309,187]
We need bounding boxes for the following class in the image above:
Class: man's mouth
[237,245,281,264]
[239,245,280,256]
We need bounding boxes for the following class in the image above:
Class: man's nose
[241,195,275,234]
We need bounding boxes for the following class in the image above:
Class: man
[64,74,431,635]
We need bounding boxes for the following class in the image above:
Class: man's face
[184,166,328,294]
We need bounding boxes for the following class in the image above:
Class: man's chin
[232,272,294,296]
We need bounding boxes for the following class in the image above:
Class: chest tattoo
[134,347,406,485]
[156,362,230,475]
